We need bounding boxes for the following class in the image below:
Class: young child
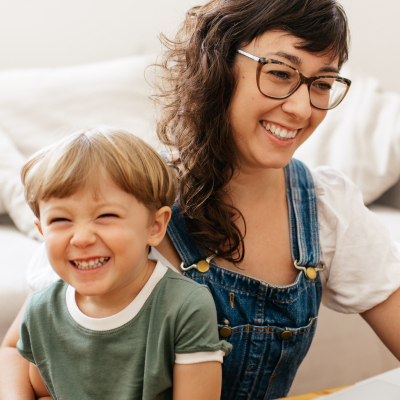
[17,127,232,400]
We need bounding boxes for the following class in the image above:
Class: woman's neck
[227,164,286,206]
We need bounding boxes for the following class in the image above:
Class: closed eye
[50,218,70,223]
[98,214,119,218]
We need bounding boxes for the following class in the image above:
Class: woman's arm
[361,286,400,361]
[0,295,35,400]
[173,362,222,400]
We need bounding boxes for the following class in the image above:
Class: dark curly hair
[154,0,350,263]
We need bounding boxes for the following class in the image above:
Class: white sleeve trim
[175,350,225,364]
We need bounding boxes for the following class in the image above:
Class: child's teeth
[72,257,109,270]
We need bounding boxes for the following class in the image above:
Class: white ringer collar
[66,261,168,331]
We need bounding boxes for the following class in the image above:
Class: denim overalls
[167,158,323,400]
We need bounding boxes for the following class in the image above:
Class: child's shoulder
[164,267,207,287]
[28,279,67,309]
[161,268,213,302]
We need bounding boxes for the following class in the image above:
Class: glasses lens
[310,78,348,110]
[259,62,300,98]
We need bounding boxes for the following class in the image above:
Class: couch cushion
[0,129,41,239]
[0,219,41,343]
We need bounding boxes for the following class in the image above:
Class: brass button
[197,260,210,273]
[220,326,232,338]
[305,267,317,280]
[281,330,293,340]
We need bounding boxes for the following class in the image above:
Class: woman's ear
[34,219,43,236]
[148,206,172,247]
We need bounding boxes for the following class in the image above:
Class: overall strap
[157,151,204,265]
[284,158,320,267]
[167,205,207,267]
[167,156,320,268]
[159,151,208,266]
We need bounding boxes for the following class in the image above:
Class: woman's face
[229,30,339,171]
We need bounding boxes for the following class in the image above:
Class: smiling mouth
[261,121,299,140]
[71,257,110,270]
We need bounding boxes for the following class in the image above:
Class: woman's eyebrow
[266,51,339,74]
[266,51,302,66]
[319,65,340,74]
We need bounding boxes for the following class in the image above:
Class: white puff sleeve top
[313,166,400,313]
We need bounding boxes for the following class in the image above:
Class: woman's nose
[70,226,97,248]
[281,83,312,120]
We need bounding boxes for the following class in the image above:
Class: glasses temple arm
[237,49,260,62]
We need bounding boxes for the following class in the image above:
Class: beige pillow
[0,54,161,238]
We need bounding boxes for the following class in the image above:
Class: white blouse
[27,166,400,315]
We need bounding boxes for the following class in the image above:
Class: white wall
[340,0,400,93]
[1,0,400,92]
[0,0,199,69]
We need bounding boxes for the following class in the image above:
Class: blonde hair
[22,127,177,218]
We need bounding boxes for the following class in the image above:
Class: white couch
[1,56,400,396]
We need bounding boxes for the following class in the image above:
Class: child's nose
[70,226,97,248]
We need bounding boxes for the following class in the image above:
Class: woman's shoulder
[310,164,359,195]
[309,165,365,215]
[309,165,400,314]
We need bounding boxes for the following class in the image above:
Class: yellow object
[281,330,293,340]
[197,260,210,273]
[220,326,232,338]
[305,267,317,280]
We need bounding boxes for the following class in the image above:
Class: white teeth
[262,122,298,141]
[72,257,110,270]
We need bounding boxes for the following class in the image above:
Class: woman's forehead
[249,31,340,72]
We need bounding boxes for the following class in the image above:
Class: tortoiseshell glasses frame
[237,49,351,110]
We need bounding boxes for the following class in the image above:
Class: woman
[1,0,400,399]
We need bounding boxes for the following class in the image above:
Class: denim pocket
[219,317,318,400]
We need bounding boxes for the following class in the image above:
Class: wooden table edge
[277,385,352,400]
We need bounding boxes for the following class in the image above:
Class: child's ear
[34,219,43,236]
[148,206,172,247]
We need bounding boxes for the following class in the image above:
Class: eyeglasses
[237,49,351,110]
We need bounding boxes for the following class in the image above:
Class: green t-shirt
[17,262,232,400]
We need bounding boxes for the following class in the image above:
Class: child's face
[37,172,162,299]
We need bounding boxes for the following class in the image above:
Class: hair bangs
[22,127,177,219]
